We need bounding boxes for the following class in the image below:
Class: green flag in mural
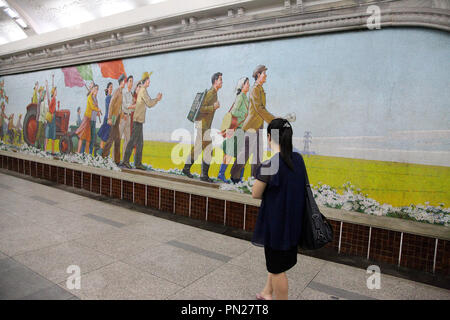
[76,64,93,81]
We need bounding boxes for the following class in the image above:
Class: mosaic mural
[0,27,449,225]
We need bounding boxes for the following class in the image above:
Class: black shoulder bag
[299,165,334,250]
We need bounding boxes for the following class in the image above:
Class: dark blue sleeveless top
[252,152,307,251]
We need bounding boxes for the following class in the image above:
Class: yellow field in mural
[4,136,448,207]
[133,140,449,208]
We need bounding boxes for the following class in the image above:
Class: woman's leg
[271,272,288,300]
[259,273,273,300]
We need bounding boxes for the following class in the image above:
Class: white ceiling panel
[0,9,26,44]
[0,0,256,55]
[10,0,167,34]
[0,0,168,44]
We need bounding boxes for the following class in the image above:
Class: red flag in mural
[61,67,85,88]
[98,60,126,79]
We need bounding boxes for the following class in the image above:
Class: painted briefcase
[187,89,207,123]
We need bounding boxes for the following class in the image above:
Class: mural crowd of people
[182,64,292,184]
[0,80,22,146]
[10,64,291,184]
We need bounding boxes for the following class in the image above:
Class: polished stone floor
[0,172,448,300]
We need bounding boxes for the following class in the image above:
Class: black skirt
[264,245,298,274]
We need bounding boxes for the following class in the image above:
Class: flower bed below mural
[1,141,448,227]
[219,178,450,227]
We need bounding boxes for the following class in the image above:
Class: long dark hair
[267,118,294,170]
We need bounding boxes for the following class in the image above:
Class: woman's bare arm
[252,179,267,199]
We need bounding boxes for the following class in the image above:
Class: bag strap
[222,96,249,132]
[301,154,311,186]
[238,97,249,127]
[227,102,235,113]
[302,155,329,222]
[236,118,246,129]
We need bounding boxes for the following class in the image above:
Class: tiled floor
[0,172,449,300]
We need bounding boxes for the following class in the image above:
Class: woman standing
[44,77,57,155]
[218,77,250,183]
[76,84,101,154]
[97,82,113,155]
[252,118,307,300]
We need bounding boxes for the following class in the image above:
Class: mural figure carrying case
[187,89,207,123]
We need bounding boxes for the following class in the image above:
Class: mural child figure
[97,82,113,155]
[0,103,7,142]
[122,72,162,170]
[32,81,39,104]
[34,86,47,150]
[102,74,126,165]
[89,86,102,155]
[44,76,57,155]
[7,113,14,144]
[76,84,101,154]
[182,72,223,182]
[218,77,250,183]
[76,107,82,127]
[15,114,23,144]
[230,65,276,183]
[119,76,136,160]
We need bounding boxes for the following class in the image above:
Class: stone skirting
[0,150,449,276]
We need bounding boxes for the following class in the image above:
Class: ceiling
[0,0,264,56]
[0,7,26,45]
[0,0,168,45]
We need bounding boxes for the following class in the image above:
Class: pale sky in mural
[1,28,449,165]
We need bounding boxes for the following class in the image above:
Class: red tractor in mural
[23,102,74,154]
[23,102,101,154]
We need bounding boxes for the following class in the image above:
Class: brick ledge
[1,149,448,241]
